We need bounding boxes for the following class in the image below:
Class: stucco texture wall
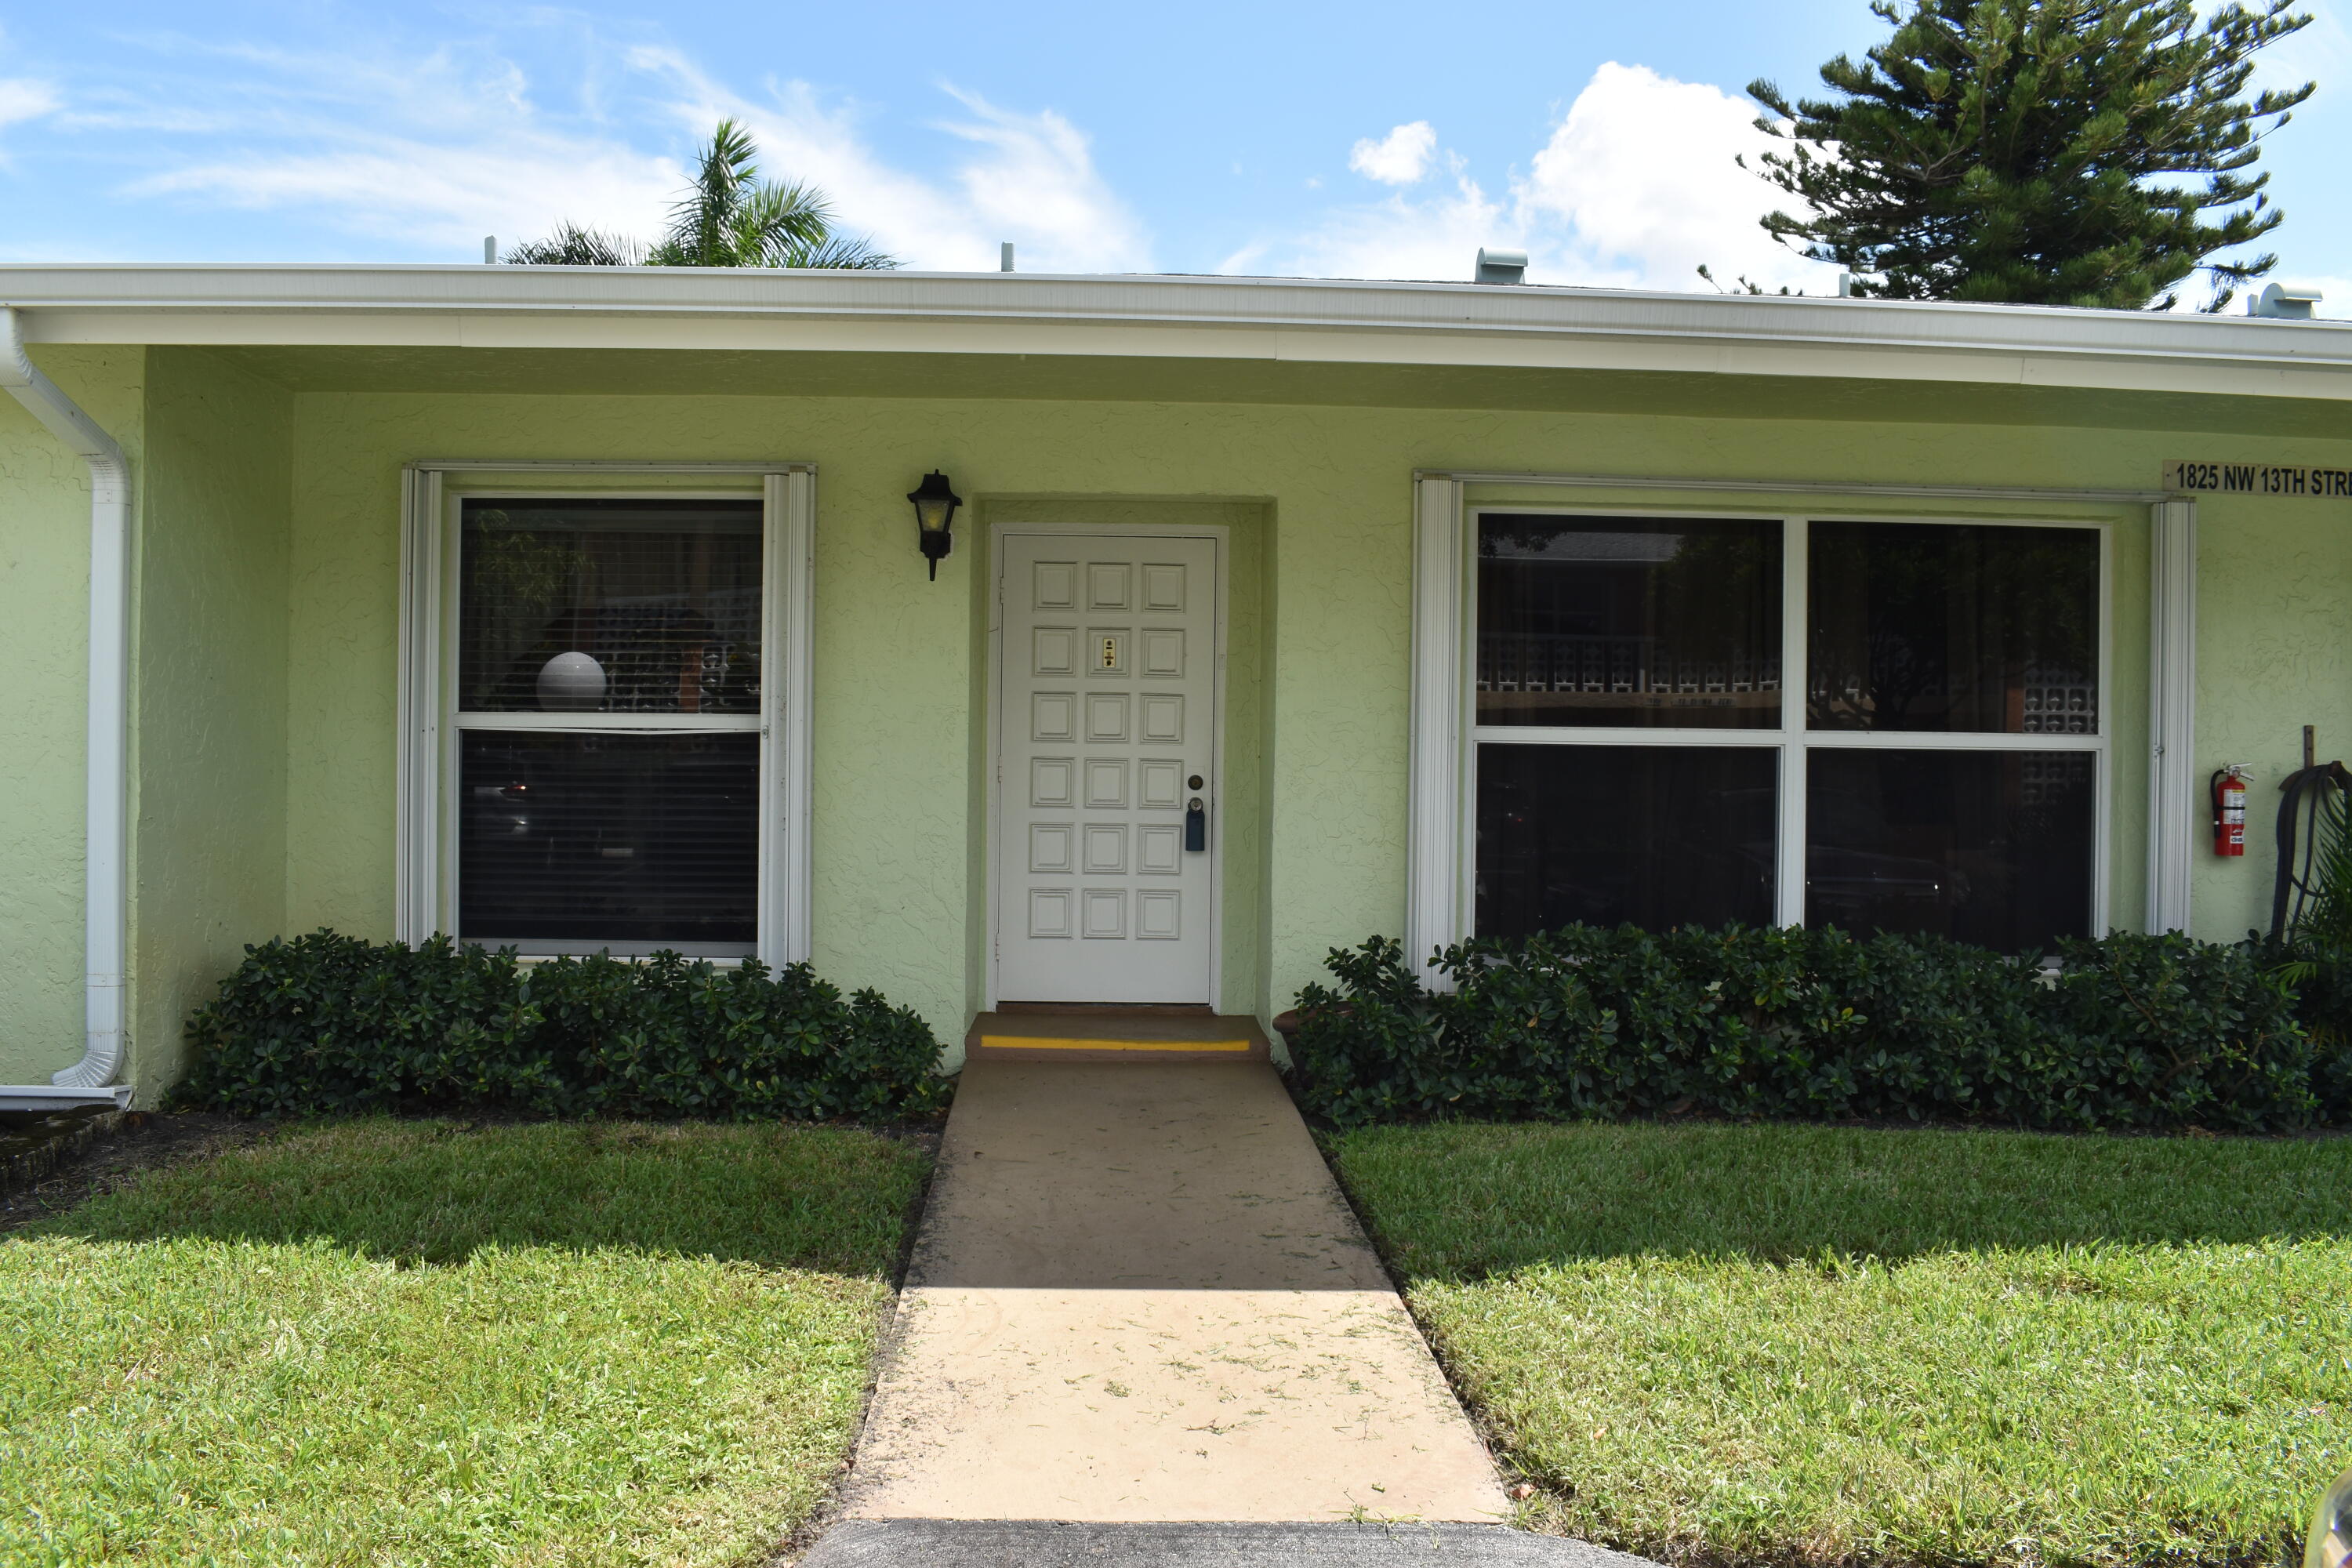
[276,387,2325,1052]
[13,349,2347,1098]
[129,348,292,1101]
[0,347,143,1086]
[0,347,289,1098]
[2191,472,2352,942]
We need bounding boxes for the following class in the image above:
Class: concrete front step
[800,1519,1655,1566]
[966,1008,1271,1063]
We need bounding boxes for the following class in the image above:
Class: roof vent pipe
[1474,248,1527,285]
[0,307,133,1109]
[1000,241,1014,273]
[2249,281,2321,319]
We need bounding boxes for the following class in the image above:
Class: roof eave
[2,264,2347,397]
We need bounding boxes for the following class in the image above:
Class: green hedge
[181,931,949,1122]
[1287,926,2352,1132]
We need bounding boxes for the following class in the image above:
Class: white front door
[996,531,1219,1004]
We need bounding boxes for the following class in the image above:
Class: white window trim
[1407,477,2161,971]
[397,462,816,966]
[2146,499,2198,932]
[1406,476,1469,980]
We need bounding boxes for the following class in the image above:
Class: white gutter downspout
[0,307,134,1110]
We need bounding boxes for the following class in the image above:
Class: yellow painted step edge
[978,1034,1253,1054]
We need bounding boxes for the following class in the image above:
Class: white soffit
[5,264,2351,400]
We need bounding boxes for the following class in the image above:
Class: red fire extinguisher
[2211,764,2249,856]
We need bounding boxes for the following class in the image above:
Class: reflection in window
[1808,522,2097,734]
[459,731,759,953]
[1806,750,2092,952]
[1476,745,1776,937]
[459,498,764,715]
[1477,515,1781,729]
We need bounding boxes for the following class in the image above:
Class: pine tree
[1745,0,2313,310]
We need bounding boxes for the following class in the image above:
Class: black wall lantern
[906,470,962,580]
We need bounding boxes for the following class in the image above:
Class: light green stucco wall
[2192,468,2352,942]
[8,344,2352,1098]
[129,348,292,1101]
[0,346,289,1098]
[0,347,143,1087]
[277,388,2317,1056]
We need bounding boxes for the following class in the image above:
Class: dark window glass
[459,498,764,714]
[1806,750,2092,952]
[1477,514,1781,729]
[1808,522,2098,734]
[1476,744,1777,937]
[459,731,758,953]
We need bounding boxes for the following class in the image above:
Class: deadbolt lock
[1187,774,1203,789]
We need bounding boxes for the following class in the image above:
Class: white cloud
[0,78,58,129]
[1348,121,1435,186]
[104,37,681,252]
[1519,62,1833,292]
[140,140,681,252]
[1269,172,1507,284]
[623,50,1149,272]
[938,89,1149,272]
[85,30,1147,270]
[1243,62,1838,293]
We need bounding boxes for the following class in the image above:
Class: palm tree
[506,118,895,270]
[504,223,646,266]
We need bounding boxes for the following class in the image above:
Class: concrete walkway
[837,1060,1512,1526]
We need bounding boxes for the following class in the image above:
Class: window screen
[460,732,759,949]
[1478,743,1777,936]
[1808,521,2097,734]
[1470,509,2102,953]
[1478,514,1781,730]
[460,498,764,714]
[455,495,764,956]
[1806,749,2094,951]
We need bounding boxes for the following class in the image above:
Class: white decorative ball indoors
[536,651,606,712]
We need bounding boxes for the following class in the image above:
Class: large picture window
[450,495,769,957]
[1472,510,2105,953]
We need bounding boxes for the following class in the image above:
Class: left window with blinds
[452,495,767,957]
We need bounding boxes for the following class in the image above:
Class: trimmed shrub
[2258,935,2352,1124]
[1288,925,2344,1132]
[181,931,949,1122]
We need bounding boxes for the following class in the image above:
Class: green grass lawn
[0,1119,928,1566]
[1329,1122,2352,1568]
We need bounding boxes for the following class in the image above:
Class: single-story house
[1,261,2347,1108]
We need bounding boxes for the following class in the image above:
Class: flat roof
[3,264,2348,403]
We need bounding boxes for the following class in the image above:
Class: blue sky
[0,1,2344,311]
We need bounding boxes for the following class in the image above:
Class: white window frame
[1414,492,2121,962]
[396,462,815,965]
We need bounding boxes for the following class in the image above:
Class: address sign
[2165,460,2352,498]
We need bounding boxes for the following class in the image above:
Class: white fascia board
[5,264,2351,399]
